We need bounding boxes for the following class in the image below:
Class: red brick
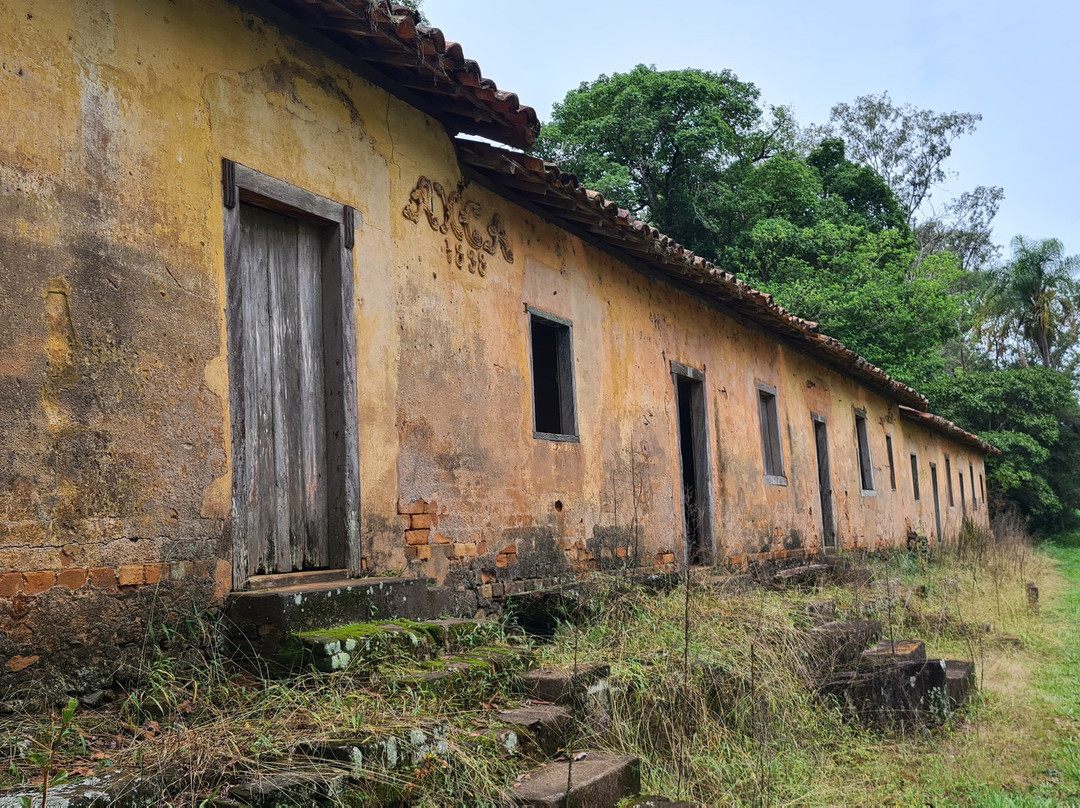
[453,542,477,558]
[476,540,488,556]
[614,547,628,559]
[410,513,437,530]
[22,571,56,595]
[213,560,232,600]
[423,500,439,514]
[143,563,164,585]
[399,499,430,515]
[0,573,22,598]
[495,554,510,568]
[118,565,144,587]
[405,544,432,561]
[405,528,430,546]
[431,533,452,544]
[56,569,88,590]
[89,566,118,590]
[481,568,497,583]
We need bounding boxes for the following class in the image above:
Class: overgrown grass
[2,523,1077,806]
[540,521,1077,806]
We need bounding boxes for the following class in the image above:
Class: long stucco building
[0,0,994,694]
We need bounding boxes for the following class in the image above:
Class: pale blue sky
[423,0,1078,257]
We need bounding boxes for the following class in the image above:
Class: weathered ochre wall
[0,0,990,690]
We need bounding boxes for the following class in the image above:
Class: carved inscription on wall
[402,176,513,277]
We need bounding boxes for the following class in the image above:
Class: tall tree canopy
[534,65,790,259]
[977,236,1080,370]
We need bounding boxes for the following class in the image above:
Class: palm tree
[977,236,1080,369]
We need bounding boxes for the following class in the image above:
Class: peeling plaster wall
[0,0,991,693]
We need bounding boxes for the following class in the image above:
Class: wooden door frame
[222,159,362,587]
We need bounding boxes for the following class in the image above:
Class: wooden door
[813,417,836,549]
[238,203,330,573]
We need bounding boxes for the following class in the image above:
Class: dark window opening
[813,416,835,549]
[910,454,920,501]
[530,312,576,440]
[758,386,784,481]
[945,456,954,506]
[885,435,897,490]
[676,374,710,565]
[969,462,977,510]
[930,463,943,541]
[959,472,967,516]
[980,473,985,503]
[855,411,874,492]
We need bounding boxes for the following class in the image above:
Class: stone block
[944,659,976,707]
[22,570,56,595]
[453,542,477,558]
[860,640,926,668]
[508,752,639,807]
[496,704,572,756]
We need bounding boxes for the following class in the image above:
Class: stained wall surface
[0,0,989,693]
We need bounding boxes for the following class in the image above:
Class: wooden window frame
[222,158,362,583]
[527,307,579,442]
[757,383,786,485]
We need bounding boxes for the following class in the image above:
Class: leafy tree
[533,64,791,259]
[925,367,1080,532]
[719,140,962,386]
[977,236,1080,369]
[814,92,1004,274]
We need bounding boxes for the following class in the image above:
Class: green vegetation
[535,65,1080,533]
[4,531,1077,805]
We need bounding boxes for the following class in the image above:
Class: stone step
[772,563,830,586]
[944,659,977,707]
[509,753,640,807]
[496,704,574,757]
[226,576,455,659]
[393,645,535,696]
[859,639,927,668]
[277,618,502,672]
[505,582,600,636]
[822,658,957,726]
[805,619,881,678]
[518,663,611,712]
[244,568,349,591]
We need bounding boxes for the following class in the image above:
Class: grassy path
[973,536,1080,806]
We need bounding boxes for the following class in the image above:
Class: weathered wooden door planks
[238,204,331,574]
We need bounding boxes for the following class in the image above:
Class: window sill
[763,474,788,487]
[860,489,877,497]
[534,431,580,444]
